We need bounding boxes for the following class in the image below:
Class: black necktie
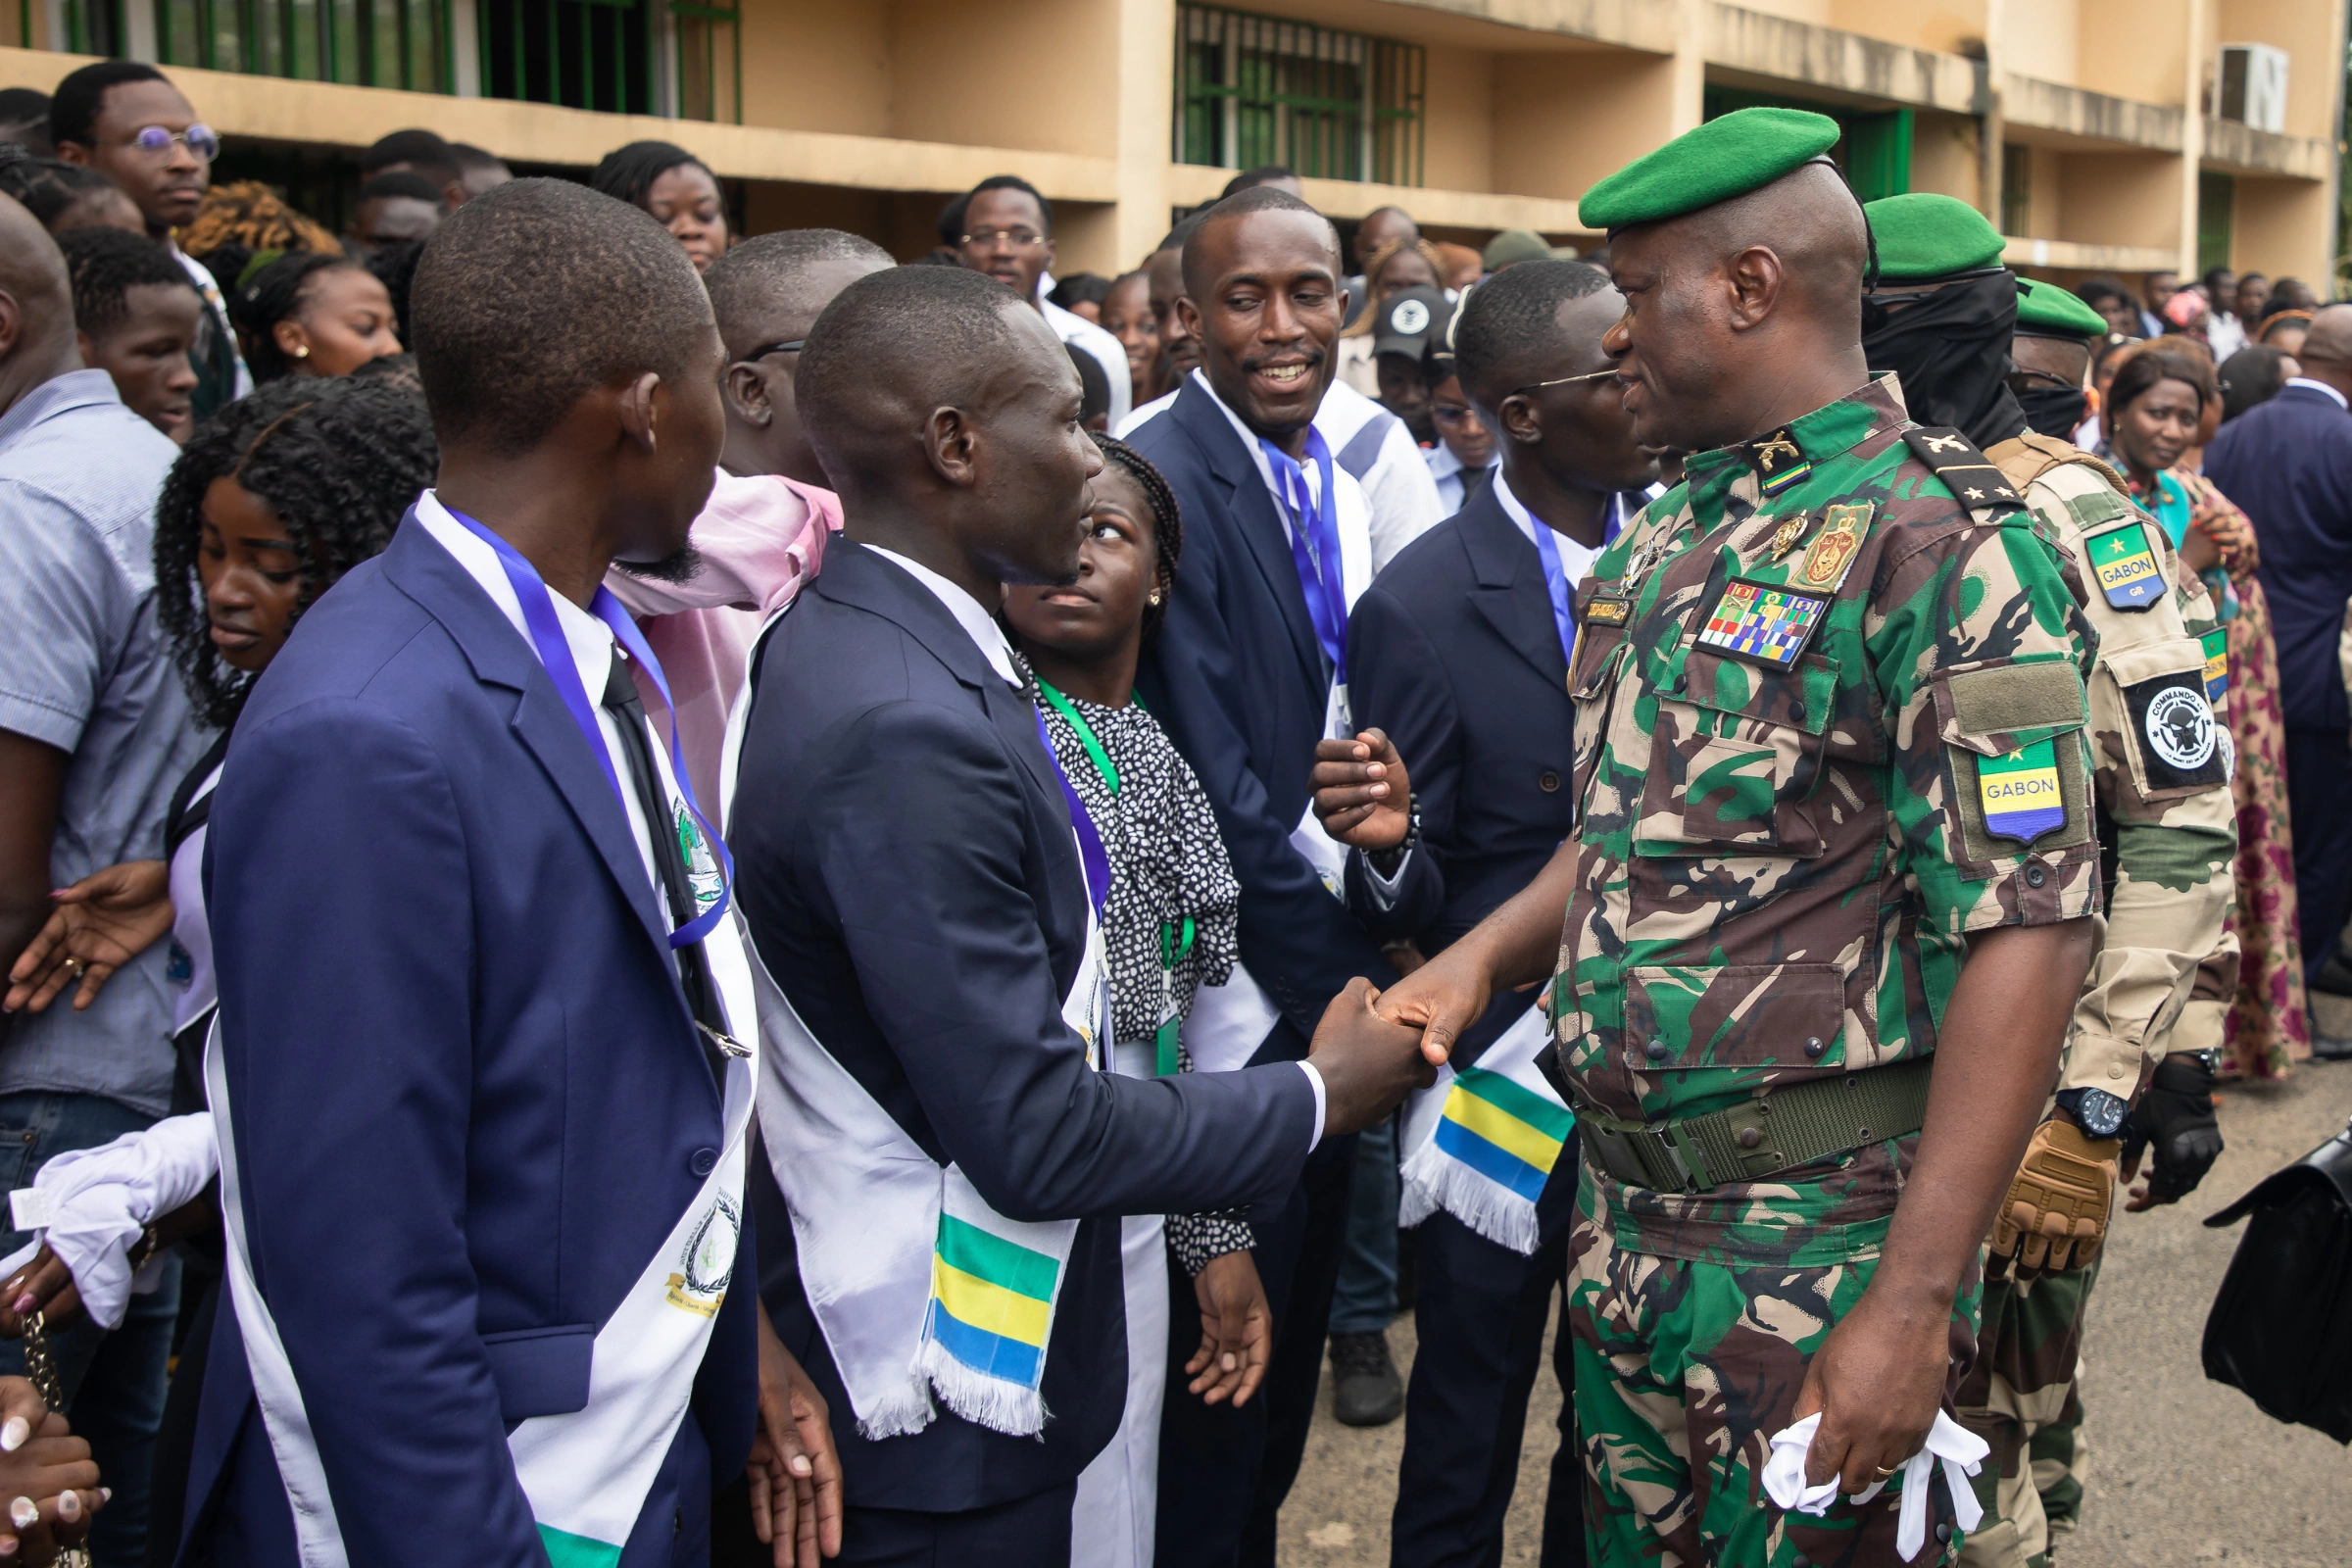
[600,655,731,1086]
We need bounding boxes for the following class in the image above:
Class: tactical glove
[2121,1054,2223,1203]
[1989,1119,2118,1272]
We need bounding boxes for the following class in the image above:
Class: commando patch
[2083,520,2166,612]
[2125,673,2225,789]
[1692,578,1830,670]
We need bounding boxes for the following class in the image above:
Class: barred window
[1176,5,1424,187]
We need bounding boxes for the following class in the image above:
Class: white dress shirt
[1493,472,1608,589]
[1425,442,1499,517]
[2286,375,2349,411]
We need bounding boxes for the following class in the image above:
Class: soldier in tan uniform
[1857,194,2238,1568]
[1362,111,2102,1567]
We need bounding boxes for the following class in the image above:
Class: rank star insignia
[1965,486,1985,500]
[1768,514,1812,560]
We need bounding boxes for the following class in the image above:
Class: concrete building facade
[6,0,2344,291]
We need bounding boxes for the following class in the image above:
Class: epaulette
[1993,431,2132,502]
[1903,426,2029,515]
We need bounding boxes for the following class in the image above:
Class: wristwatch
[2053,1087,2129,1139]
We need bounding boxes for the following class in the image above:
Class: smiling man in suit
[1120,184,1398,1568]
[189,178,832,1567]
[725,263,1429,1565]
[1312,258,1655,1568]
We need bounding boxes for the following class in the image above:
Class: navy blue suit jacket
[729,541,1318,1512]
[1340,485,1578,1058]
[1129,380,1392,1037]
[183,516,756,1568]
[2204,383,2352,730]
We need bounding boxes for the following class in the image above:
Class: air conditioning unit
[2218,43,2289,134]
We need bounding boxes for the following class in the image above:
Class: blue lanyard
[445,508,734,949]
[1034,709,1112,920]
[1525,491,1632,675]
[1259,428,1348,682]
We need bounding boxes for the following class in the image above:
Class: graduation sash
[719,603,1105,1439]
[1396,1004,1574,1255]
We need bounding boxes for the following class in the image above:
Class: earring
[293,344,309,359]
[1149,591,1163,606]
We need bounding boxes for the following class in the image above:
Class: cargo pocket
[1639,644,1838,856]
[1622,962,1849,1078]
[1932,654,2094,874]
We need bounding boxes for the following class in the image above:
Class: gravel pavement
[1278,1057,2352,1566]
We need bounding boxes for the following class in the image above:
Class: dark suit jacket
[1339,485,1579,1058]
[2204,383,2352,729]
[184,515,757,1568]
[729,541,1318,1512]
[1129,379,1393,1037]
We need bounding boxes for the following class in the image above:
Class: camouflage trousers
[1952,1258,2096,1568]
[1566,1213,1980,1568]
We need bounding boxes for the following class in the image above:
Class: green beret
[1578,108,1841,231]
[1865,192,2007,279]
[2014,277,2112,340]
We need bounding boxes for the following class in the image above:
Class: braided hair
[589,140,711,209]
[59,225,193,335]
[1090,433,1183,640]
[154,378,438,727]
[230,252,364,382]
[0,148,122,229]
[178,180,340,270]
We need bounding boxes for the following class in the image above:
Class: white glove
[1761,1409,1989,1561]
[0,1114,220,1329]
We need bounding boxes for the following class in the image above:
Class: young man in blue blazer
[1313,260,1657,1568]
[187,180,826,1568]
[726,264,1430,1564]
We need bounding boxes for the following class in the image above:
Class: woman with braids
[1000,434,1266,1568]
[0,378,438,1563]
[227,250,402,382]
[2102,345,2309,1078]
[590,139,731,272]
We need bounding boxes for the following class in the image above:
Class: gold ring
[63,958,83,978]
[1872,1464,1899,1478]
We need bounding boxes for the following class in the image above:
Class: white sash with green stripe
[1396,1004,1574,1254]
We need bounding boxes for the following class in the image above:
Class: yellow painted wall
[1420,43,1497,193]
[1826,0,1985,54]
[2056,149,2181,248]
[1908,110,1983,206]
[1491,48,1679,202]
[1729,0,1835,26]
[887,0,1120,157]
[2075,0,2189,104]
[2233,172,2331,281]
[736,0,891,136]
[2000,0,2081,90]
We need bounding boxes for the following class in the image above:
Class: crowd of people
[0,59,2349,1568]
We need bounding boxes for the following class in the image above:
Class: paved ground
[1280,1056,2352,1566]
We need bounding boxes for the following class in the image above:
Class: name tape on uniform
[1978,740,2066,844]
[2084,521,2165,612]
[1584,593,1632,627]
[1693,579,1831,671]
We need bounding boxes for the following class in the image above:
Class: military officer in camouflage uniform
[1371,109,2102,1568]
[1855,196,2236,1568]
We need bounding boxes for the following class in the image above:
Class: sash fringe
[852,1378,938,1444]
[1398,1139,1543,1256]
[915,1339,1054,1439]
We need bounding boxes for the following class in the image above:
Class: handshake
[1304,728,1513,1139]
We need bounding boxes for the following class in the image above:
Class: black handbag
[2201,1118,2352,1443]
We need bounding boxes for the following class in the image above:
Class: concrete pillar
[2178,0,2206,275]
[1671,0,1706,134]
[1113,0,1176,271]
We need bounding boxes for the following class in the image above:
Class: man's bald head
[703,228,893,357]
[0,193,79,413]
[2289,303,2352,400]
[1600,161,1873,453]
[802,264,1102,586]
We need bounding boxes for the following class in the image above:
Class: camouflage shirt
[1984,436,2236,1094]
[1558,377,2100,1266]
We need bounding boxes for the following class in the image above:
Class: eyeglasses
[121,123,220,160]
[743,339,805,362]
[1430,402,1479,426]
[959,229,1048,250]
[1508,368,1619,399]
